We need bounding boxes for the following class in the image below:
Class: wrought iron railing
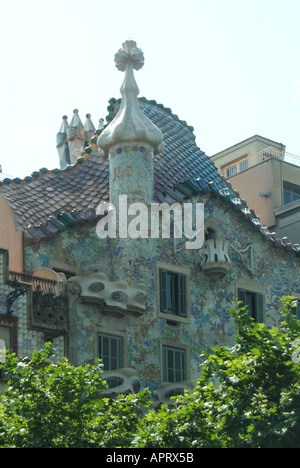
[8,270,68,337]
[9,271,57,294]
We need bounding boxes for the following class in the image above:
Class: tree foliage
[0,297,299,448]
[0,343,150,448]
[134,296,300,448]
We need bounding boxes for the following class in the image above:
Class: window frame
[157,262,190,324]
[159,270,187,317]
[239,160,249,172]
[226,165,237,177]
[296,301,300,320]
[98,332,124,371]
[237,287,264,323]
[160,341,190,383]
[291,300,300,320]
[283,181,300,205]
[291,293,300,320]
[235,281,265,324]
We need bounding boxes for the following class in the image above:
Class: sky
[0,0,300,178]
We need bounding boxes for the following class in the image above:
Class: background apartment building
[211,135,300,244]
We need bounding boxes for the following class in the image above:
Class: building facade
[211,135,300,244]
[0,41,299,404]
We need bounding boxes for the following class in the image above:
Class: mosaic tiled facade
[22,185,300,395]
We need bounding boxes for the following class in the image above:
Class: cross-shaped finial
[97,40,164,156]
[114,40,144,72]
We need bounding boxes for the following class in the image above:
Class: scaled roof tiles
[0,98,223,232]
[0,98,299,255]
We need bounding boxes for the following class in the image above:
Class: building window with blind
[98,333,123,371]
[238,289,264,323]
[162,346,187,383]
[226,165,237,177]
[159,269,187,317]
[239,160,249,172]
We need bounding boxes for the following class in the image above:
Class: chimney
[56,115,70,169]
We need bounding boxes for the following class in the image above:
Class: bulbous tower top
[97,40,164,156]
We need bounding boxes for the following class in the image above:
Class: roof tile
[0,99,222,232]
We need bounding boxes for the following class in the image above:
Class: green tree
[1,297,299,448]
[0,343,149,448]
[134,297,300,448]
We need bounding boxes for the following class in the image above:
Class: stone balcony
[153,380,194,407]
[102,368,141,395]
[68,272,147,317]
[199,237,231,282]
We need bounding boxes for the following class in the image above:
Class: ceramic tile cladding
[24,223,110,273]
[21,188,300,391]
[77,303,98,364]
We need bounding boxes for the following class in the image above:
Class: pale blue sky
[0,0,300,178]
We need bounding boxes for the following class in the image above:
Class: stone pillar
[109,143,154,208]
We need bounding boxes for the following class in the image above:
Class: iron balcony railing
[9,271,58,294]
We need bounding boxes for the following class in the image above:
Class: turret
[96,40,164,283]
[56,115,70,169]
[97,40,164,208]
[57,111,98,168]
[84,113,96,145]
[67,109,85,165]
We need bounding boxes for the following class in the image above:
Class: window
[291,300,300,320]
[226,165,237,177]
[239,160,248,172]
[283,182,300,205]
[163,346,186,383]
[98,333,123,371]
[159,269,187,317]
[238,289,264,323]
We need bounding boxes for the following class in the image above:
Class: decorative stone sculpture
[153,380,194,407]
[199,233,231,282]
[67,272,146,316]
[102,368,141,395]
